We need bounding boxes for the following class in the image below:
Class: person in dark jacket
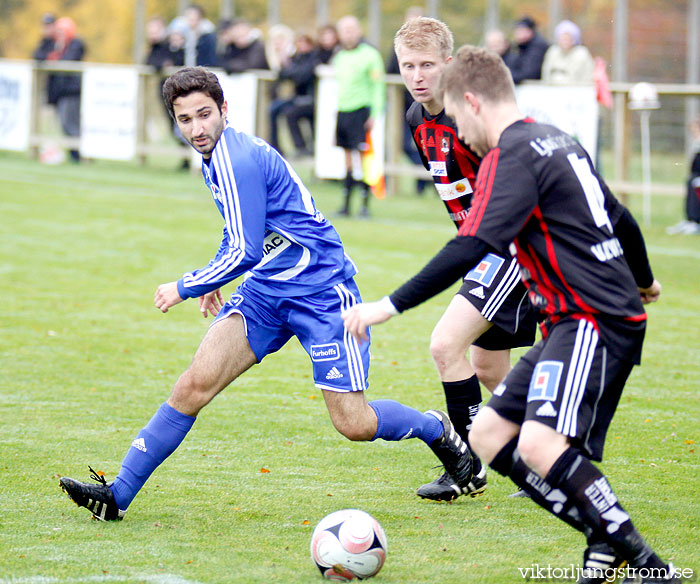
[145,16,185,71]
[268,32,319,156]
[34,17,85,162]
[217,19,269,75]
[506,16,549,84]
[32,13,57,61]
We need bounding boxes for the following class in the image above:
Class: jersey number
[567,153,612,233]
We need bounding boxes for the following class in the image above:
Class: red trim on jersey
[460,148,499,237]
[523,117,536,123]
[532,206,598,314]
[625,313,647,322]
[525,241,563,314]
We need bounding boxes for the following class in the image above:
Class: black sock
[546,447,665,568]
[489,438,591,538]
[442,376,481,444]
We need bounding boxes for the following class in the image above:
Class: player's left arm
[343,149,537,342]
[603,180,661,303]
[342,235,496,342]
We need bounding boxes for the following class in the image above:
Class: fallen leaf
[260,467,270,474]
[302,520,310,525]
[644,418,651,423]
[309,395,317,400]
[684,439,695,445]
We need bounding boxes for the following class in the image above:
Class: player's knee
[469,411,497,460]
[429,335,460,369]
[171,369,215,413]
[516,432,554,476]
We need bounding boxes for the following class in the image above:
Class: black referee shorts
[486,316,638,461]
[336,107,370,150]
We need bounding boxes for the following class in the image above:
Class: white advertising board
[80,66,139,160]
[0,62,33,152]
[515,84,599,160]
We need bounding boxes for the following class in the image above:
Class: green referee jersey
[333,42,386,118]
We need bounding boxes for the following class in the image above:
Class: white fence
[2,58,699,197]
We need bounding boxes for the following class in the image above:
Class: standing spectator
[541,20,594,84]
[145,16,184,71]
[333,15,385,217]
[32,13,56,60]
[218,18,269,74]
[667,118,700,234]
[34,17,85,163]
[316,24,339,64]
[506,16,549,84]
[169,4,217,68]
[269,32,320,157]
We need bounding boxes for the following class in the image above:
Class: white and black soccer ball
[310,509,388,581]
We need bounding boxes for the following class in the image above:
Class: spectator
[667,118,700,234]
[333,15,385,217]
[484,29,516,70]
[268,32,320,157]
[266,24,295,72]
[316,24,339,64]
[506,16,549,84]
[218,18,269,74]
[145,16,184,70]
[34,17,85,163]
[541,20,594,84]
[32,13,56,60]
[169,4,217,67]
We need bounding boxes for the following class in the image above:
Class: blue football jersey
[176,126,357,299]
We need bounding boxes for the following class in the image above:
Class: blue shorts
[213,279,370,392]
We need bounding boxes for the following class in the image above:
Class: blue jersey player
[59,67,477,521]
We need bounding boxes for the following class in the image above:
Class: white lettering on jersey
[434,179,472,201]
[590,237,624,262]
[567,153,613,233]
[529,134,576,157]
[255,231,291,268]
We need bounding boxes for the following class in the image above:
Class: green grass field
[0,152,698,584]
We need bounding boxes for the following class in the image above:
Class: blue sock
[110,402,195,510]
[368,399,443,444]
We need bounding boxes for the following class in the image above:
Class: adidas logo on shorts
[325,367,344,380]
[469,286,485,299]
[536,402,558,418]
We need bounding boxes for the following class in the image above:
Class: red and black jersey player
[344,46,676,584]
[380,17,538,503]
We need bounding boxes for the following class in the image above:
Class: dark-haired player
[392,17,537,501]
[58,66,474,521]
[344,46,679,584]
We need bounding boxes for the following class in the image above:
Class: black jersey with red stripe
[407,101,481,228]
[459,119,646,359]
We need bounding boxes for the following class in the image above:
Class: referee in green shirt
[334,15,386,217]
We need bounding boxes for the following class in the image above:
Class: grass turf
[0,152,698,584]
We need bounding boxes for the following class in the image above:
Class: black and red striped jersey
[459,119,646,355]
[407,101,481,228]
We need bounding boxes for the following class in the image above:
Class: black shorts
[486,316,638,461]
[457,253,537,351]
[336,107,370,150]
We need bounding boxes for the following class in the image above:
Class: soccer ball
[310,509,388,581]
